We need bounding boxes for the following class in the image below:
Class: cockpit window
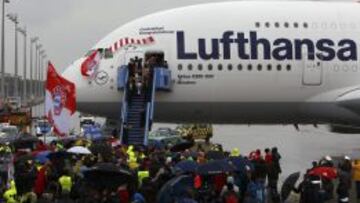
[85,48,112,59]
[104,48,113,59]
[85,49,96,57]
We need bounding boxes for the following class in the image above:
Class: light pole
[41,54,46,96]
[1,0,9,98]
[35,43,42,98]
[39,49,44,97]
[7,13,18,97]
[17,26,26,101]
[30,37,38,100]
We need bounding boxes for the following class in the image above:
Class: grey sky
[3,0,350,76]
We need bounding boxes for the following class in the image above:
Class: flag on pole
[80,50,101,78]
[45,62,76,136]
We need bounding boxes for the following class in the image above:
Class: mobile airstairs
[117,62,171,146]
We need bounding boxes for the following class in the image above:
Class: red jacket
[33,166,46,196]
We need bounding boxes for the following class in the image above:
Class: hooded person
[337,164,351,203]
[319,155,334,167]
[220,176,240,197]
[341,156,352,173]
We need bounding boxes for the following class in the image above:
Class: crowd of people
[127,54,167,97]
[1,134,360,203]
[0,134,284,203]
[293,155,360,203]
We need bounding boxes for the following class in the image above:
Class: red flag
[80,50,101,78]
[45,62,76,136]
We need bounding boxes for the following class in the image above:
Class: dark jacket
[337,169,351,197]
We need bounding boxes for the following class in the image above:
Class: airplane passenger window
[265,22,270,28]
[255,22,260,28]
[198,64,203,71]
[227,64,233,71]
[178,64,183,71]
[275,22,280,28]
[218,64,223,71]
[303,22,308,28]
[277,64,282,71]
[237,64,242,71]
[267,64,272,71]
[208,64,213,71]
[248,64,252,71]
[294,22,299,28]
[286,64,291,71]
[257,64,262,71]
[284,22,289,28]
[188,64,193,71]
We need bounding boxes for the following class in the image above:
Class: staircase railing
[144,102,151,146]
[149,68,157,125]
[119,65,129,143]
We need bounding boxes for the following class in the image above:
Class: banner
[45,62,76,136]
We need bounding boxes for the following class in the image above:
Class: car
[148,135,185,149]
[176,124,213,141]
[35,119,52,136]
[149,127,180,138]
[0,124,18,137]
[80,116,95,127]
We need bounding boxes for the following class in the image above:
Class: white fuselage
[62,1,360,125]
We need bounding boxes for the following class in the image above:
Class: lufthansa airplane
[62,1,360,132]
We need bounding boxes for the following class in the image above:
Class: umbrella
[281,172,300,201]
[13,135,39,150]
[157,175,194,203]
[47,151,69,160]
[84,162,134,189]
[197,159,235,175]
[170,141,194,152]
[34,151,51,164]
[174,160,198,173]
[227,156,254,172]
[14,154,34,163]
[67,146,92,155]
[308,166,337,180]
[206,150,225,160]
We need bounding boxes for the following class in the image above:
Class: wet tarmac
[33,103,360,201]
[154,123,360,202]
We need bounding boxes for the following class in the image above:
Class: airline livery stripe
[108,36,156,54]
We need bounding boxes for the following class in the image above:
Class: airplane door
[302,53,323,86]
[124,50,144,64]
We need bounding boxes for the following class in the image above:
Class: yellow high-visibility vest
[137,171,149,186]
[58,175,72,192]
[3,181,17,203]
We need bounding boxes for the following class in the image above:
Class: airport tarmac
[34,102,360,180]
[33,102,360,201]
[155,123,360,202]
[153,124,360,179]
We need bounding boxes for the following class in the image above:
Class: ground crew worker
[58,171,72,195]
[3,180,17,203]
[353,160,360,200]
[230,148,240,157]
[137,170,149,187]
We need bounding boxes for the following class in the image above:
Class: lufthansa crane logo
[95,71,109,86]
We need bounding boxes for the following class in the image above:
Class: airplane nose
[61,58,88,102]
[61,58,84,84]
